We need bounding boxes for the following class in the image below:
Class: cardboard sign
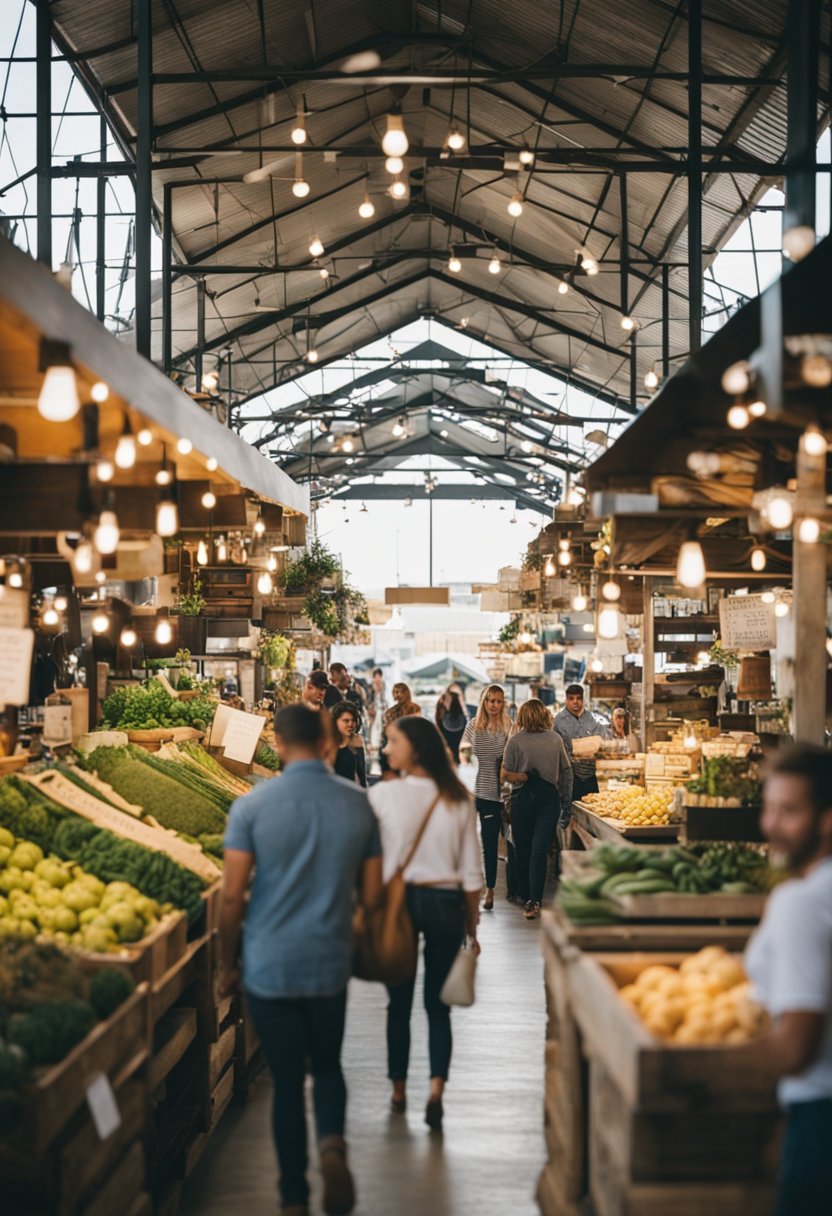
[0,586,28,630]
[0,626,34,707]
[86,1073,121,1140]
[220,708,265,764]
[719,594,777,650]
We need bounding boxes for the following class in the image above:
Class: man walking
[303,668,329,710]
[220,704,383,1216]
[324,662,365,717]
[553,683,605,802]
[745,744,832,1216]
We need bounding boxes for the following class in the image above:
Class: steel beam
[134,0,153,358]
[661,264,670,377]
[96,116,106,321]
[35,0,52,268]
[162,184,173,373]
[195,277,206,391]
[784,0,821,240]
[619,173,629,318]
[688,0,703,355]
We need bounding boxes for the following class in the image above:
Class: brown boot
[319,1136,355,1216]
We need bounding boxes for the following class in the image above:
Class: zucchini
[609,878,678,896]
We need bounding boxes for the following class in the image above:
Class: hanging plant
[304,589,341,637]
[282,538,341,594]
[257,630,295,672]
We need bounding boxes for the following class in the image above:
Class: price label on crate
[719,594,776,650]
[86,1072,121,1140]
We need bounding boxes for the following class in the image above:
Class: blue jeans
[512,778,560,905]
[476,798,502,889]
[777,1098,832,1215]
[386,886,466,1081]
[246,990,348,1208]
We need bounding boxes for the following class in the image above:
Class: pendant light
[519,147,535,166]
[155,618,173,645]
[90,380,109,403]
[572,590,588,612]
[41,603,59,628]
[137,426,153,446]
[390,177,407,199]
[750,546,766,572]
[447,127,465,151]
[798,516,821,544]
[155,492,179,538]
[91,609,110,635]
[114,416,137,469]
[597,606,622,640]
[507,191,524,218]
[309,235,324,258]
[201,490,217,510]
[385,155,404,176]
[38,341,80,422]
[381,105,408,157]
[177,436,193,456]
[257,570,274,595]
[488,253,502,274]
[602,579,621,601]
[94,510,120,555]
[801,425,827,457]
[358,189,375,219]
[580,253,598,275]
[676,539,706,589]
[196,538,209,566]
[119,626,137,648]
[544,555,556,577]
[267,553,278,573]
[620,315,636,333]
[95,458,114,483]
[254,515,266,538]
[206,456,218,472]
[291,99,307,145]
[557,279,569,295]
[448,250,462,273]
[766,491,794,531]
[72,538,95,576]
[292,152,310,198]
[727,402,750,429]
[644,366,659,391]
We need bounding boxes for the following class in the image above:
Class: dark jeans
[440,725,465,762]
[777,1098,832,1215]
[476,797,502,889]
[512,778,560,905]
[387,886,466,1082]
[247,989,348,1208]
[571,770,599,803]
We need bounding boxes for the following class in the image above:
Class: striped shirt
[463,720,507,802]
[553,707,606,781]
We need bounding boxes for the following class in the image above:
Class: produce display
[580,784,677,827]
[618,946,769,1044]
[686,756,763,806]
[99,682,216,732]
[0,939,134,1134]
[558,841,773,924]
[85,746,228,837]
[255,741,281,772]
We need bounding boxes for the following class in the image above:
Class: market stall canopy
[0,236,308,517]
[46,0,818,410]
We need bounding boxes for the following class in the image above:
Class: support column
[661,264,670,377]
[641,577,655,748]
[162,184,173,373]
[793,435,827,742]
[195,277,206,391]
[96,116,107,320]
[629,331,637,411]
[35,0,52,268]
[783,0,821,246]
[687,0,703,355]
[135,0,153,358]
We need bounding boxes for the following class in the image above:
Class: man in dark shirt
[324,662,365,720]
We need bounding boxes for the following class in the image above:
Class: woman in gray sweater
[501,699,573,920]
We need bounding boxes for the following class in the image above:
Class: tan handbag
[353,794,441,986]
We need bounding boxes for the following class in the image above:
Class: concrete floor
[182,870,547,1216]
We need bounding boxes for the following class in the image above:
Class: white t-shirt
[368,775,483,892]
[745,857,832,1106]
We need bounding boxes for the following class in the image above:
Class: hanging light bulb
[544,555,556,577]
[381,106,408,157]
[798,516,821,544]
[800,354,832,388]
[201,369,219,393]
[721,360,751,395]
[447,127,465,151]
[766,491,794,531]
[597,606,622,640]
[91,610,110,635]
[727,402,750,430]
[95,570,107,585]
[392,418,406,438]
[177,436,193,456]
[358,190,375,219]
[137,427,153,446]
[155,619,173,645]
[590,657,604,674]
[216,536,228,562]
[201,490,217,510]
[306,344,319,363]
[801,425,827,457]
[319,266,330,280]
[291,100,307,145]
[448,250,462,273]
[254,516,266,538]
[155,496,179,538]
[519,147,535,166]
[558,549,571,567]
[309,235,324,258]
[572,591,588,612]
[88,380,109,404]
[115,420,136,470]
[95,458,114,483]
[748,399,767,418]
[751,546,767,572]
[341,436,355,453]
[676,540,706,588]
[775,598,791,618]
[507,191,524,218]
[385,155,404,176]
[644,367,659,391]
[155,466,172,487]
[53,595,68,612]
[557,279,569,295]
[120,626,137,648]
[390,177,407,199]
[41,604,59,628]
[488,253,502,274]
[206,456,218,472]
[558,537,570,551]
[602,579,621,602]
[38,360,81,423]
[292,152,310,197]
[620,315,636,332]
[257,570,274,595]
[267,553,278,572]
[761,590,776,605]
[580,254,598,274]
[196,539,209,566]
[94,510,120,555]
[72,539,94,576]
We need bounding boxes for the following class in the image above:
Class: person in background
[370,716,482,1131]
[303,670,329,711]
[457,741,478,794]
[331,701,367,788]
[744,745,832,1216]
[502,699,573,920]
[379,682,421,778]
[366,667,388,752]
[435,686,469,763]
[325,662,365,718]
[610,707,640,753]
[554,684,605,802]
[463,684,511,912]
[220,704,383,1216]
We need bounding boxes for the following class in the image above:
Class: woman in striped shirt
[463,685,511,911]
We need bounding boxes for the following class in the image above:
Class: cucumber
[574,870,608,897]
[609,878,678,896]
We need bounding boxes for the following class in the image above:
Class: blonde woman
[462,685,512,911]
[501,699,573,920]
[379,682,421,778]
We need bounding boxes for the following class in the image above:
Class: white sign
[220,707,265,764]
[0,627,34,707]
[0,586,28,630]
[86,1072,121,1141]
[719,594,777,651]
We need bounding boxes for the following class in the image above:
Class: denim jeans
[387,886,466,1081]
[777,1098,832,1215]
[512,778,560,905]
[476,797,502,889]
[246,989,348,1207]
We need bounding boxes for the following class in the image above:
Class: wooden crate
[148,1007,198,1091]
[540,928,586,1206]
[76,912,188,986]
[544,904,756,954]
[610,890,766,922]
[150,934,210,1025]
[79,1140,146,1216]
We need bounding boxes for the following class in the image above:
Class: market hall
[0,1,831,1214]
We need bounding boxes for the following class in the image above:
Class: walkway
[181,875,548,1216]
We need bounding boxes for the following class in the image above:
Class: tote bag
[440,938,478,1007]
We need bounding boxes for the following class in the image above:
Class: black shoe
[524,901,541,921]
[425,1096,444,1131]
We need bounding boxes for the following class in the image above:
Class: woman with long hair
[369,717,482,1130]
[435,686,468,763]
[462,685,511,911]
[501,699,573,921]
[330,701,367,787]
[379,682,421,778]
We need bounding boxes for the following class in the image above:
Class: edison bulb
[73,540,94,575]
[358,196,375,219]
[802,426,827,457]
[53,595,68,612]
[557,280,569,295]
[448,253,462,273]
[120,627,137,648]
[115,433,136,470]
[676,540,706,588]
[775,599,790,618]
[488,255,502,274]
[155,619,173,645]
[601,580,621,602]
[206,456,218,472]
[385,156,404,175]
[644,368,659,391]
[95,571,107,585]
[92,611,109,635]
[801,355,832,388]
[201,370,219,392]
[254,518,266,538]
[201,490,217,510]
[558,550,571,566]
[196,539,209,566]
[155,467,172,487]
[727,403,750,430]
[761,590,776,605]
[580,255,597,274]
[748,399,767,418]
[155,499,179,537]
[41,606,59,627]
[519,148,535,166]
[507,192,524,218]
[96,459,114,483]
[381,110,408,158]
[798,516,821,544]
[620,315,636,332]
[341,437,355,454]
[390,178,407,199]
[94,511,120,555]
[257,570,273,595]
[292,177,310,198]
[38,365,81,422]
[137,427,153,446]
[544,557,556,577]
[721,361,751,395]
[751,546,766,572]
[309,236,324,258]
[177,436,193,456]
[597,606,621,640]
[572,592,588,612]
[766,493,793,531]
[447,128,465,151]
[267,553,278,572]
[216,538,228,562]
[291,118,306,146]
[306,347,319,363]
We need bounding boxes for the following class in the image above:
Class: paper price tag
[222,708,265,764]
[86,1072,121,1141]
[0,626,34,707]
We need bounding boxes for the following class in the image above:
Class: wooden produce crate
[14,984,150,1155]
[75,911,188,986]
[571,803,679,846]
[150,934,210,1025]
[78,1140,146,1216]
[684,803,764,843]
[148,1008,198,1091]
[544,903,757,957]
[609,890,766,922]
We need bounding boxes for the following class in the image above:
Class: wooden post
[793,435,827,742]
[641,576,655,748]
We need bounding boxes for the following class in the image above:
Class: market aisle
[181,872,547,1216]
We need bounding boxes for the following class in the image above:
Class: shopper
[379,682,421,778]
[324,662,364,718]
[435,686,469,763]
[463,684,511,911]
[303,669,329,711]
[219,704,382,1216]
[610,707,640,752]
[744,745,832,1216]
[554,684,604,802]
[502,699,573,920]
[369,716,482,1130]
[366,666,388,751]
[331,701,367,787]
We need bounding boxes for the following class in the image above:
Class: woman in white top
[369,716,482,1131]
[462,684,512,911]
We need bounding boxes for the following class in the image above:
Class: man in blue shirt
[553,684,606,810]
[220,704,382,1216]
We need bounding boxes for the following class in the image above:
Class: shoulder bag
[352,792,441,986]
[440,937,478,1007]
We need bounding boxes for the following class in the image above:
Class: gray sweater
[503,729,573,815]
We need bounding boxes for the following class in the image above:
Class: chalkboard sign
[718,594,777,650]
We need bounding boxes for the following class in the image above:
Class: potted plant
[173,575,207,655]
[281,538,341,596]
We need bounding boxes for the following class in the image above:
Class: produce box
[74,911,188,986]
[610,890,765,921]
[685,803,764,843]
